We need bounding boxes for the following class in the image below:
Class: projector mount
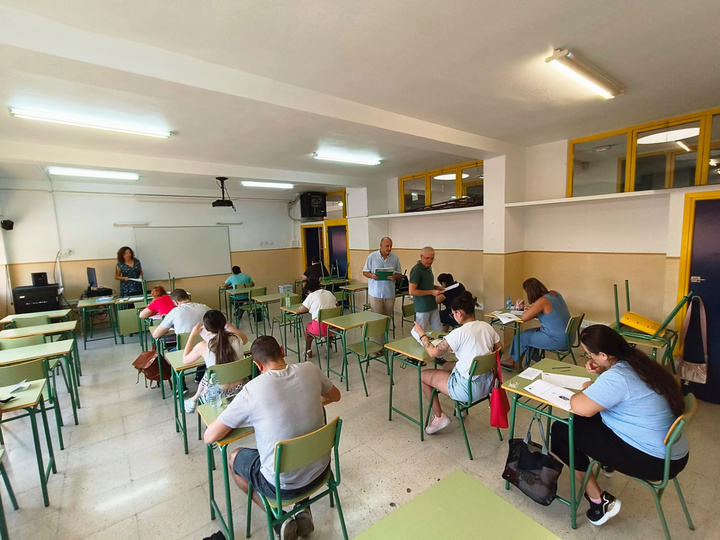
[212,177,236,211]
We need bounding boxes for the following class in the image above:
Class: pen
[551,367,571,371]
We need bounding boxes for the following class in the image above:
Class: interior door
[325,220,348,278]
[301,225,323,270]
[682,197,720,403]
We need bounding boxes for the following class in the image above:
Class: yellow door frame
[323,218,350,279]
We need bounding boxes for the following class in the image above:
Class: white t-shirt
[203,333,244,368]
[217,363,335,489]
[443,320,500,379]
[159,302,210,334]
[302,289,337,320]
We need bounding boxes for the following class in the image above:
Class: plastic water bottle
[207,373,222,409]
[506,296,512,311]
[285,292,291,307]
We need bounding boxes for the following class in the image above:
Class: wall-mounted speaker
[299,192,327,218]
[1,220,13,231]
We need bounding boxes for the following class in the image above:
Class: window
[569,133,628,196]
[706,114,720,185]
[401,175,427,212]
[325,190,346,219]
[399,160,483,212]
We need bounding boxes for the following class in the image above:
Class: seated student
[413,291,502,435]
[203,336,341,540]
[221,265,254,289]
[183,310,249,413]
[435,273,466,330]
[504,277,570,369]
[296,279,338,358]
[152,289,210,338]
[551,325,689,527]
[139,286,175,319]
[301,256,329,283]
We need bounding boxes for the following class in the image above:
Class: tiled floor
[2,316,718,539]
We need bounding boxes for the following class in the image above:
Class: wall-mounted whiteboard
[133,226,231,281]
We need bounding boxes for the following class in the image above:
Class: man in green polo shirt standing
[409,246,444,331]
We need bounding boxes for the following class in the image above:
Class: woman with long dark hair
[115,246,143,297]
[551,325,688,527]
[182,310,249,413]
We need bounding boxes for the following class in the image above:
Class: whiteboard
[133,226,231,281]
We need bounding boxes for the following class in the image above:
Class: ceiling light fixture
[47,166,140,180]
[676,141,692,152]
[545,49,625,99]
[434,173,470,180]
[9,107,171,138]
[312,152,381,166]
[637,127,700,145]
[113,222,149,227]
[241,181,294,190]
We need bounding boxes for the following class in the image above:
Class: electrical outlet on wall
[59,248,74,257]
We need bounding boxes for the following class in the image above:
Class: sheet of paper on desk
[518,367,542,380]
[525,380,574,411]
[542,372,591,390]
[96,296,113,302]
[491,311,521,324]
[10,379,29,393]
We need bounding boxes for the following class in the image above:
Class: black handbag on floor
[501,417,563,506]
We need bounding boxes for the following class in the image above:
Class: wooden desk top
[0,309,72,325]
[252,292,289,303]
[0,339,74,367]
[197,402,254,446]
[340,282,369,292]
[78,298,116,308]
[0,379,47,412]
[280,303,306,314]
[0,321,77,339]
[324,311,388,331]
[384,332,440,363]
[166,341,252,372]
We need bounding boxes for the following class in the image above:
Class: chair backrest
[665,393,698,447]
[564,314,585,349]
[317,307,342,324]
[402,302,415,317]
[287,293,301,305]
[274,417,341,474]
[468,350,499,378]
[0,357,46,384]
[0,335,45,349]
[232,282,252,290]
[363,317,389,341]
[248,286,267,299]
[13,315,51,328]
[207,355,253,385]
[176,332,203,350]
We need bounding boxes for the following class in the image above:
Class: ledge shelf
[505,190,670,209]
[368,205,484,219]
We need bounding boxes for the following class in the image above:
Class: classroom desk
[279,303,307,363]
[485,310,526,372]
[340,282,368,313]
[226,287,253,324]
[0,309,72,327]
[324,312,389,391]
[198,401,254,540]
[0,339,79,426]
[384,332,439,441]
[0,379,57,507]
[502,358,596,529]
[320,276,349,291]
[77,297,118,349]
[251,293,289,336]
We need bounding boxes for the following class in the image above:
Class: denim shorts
[446,369,492,403]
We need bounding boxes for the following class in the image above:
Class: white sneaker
[425,413,451,435]
[184,398,196,413]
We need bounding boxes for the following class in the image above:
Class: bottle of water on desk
[207,373,222,409]
[506,296,512,311]
[285,293,291,308]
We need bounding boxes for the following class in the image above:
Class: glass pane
[634,120,700,190]
[403,176,426,211]
[571,133,627,196]
[461,164,484,203]
[325,192,345,219]
[706,114,720,185]
[430,171,457,205]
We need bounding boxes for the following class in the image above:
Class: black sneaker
[601,465,615,478]
[202,531,226,540]
[294,507,314,537]
[586,491,621,526]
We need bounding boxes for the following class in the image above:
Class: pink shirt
[148,295,175,315]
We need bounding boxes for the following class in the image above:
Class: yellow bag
[619,312,661,335]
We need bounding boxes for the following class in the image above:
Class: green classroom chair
[246,417,348,540]
[528,313,585,366]
[0,448,19,540]
[424,351,503,460]
[581,393,698,540]
[12,315,51,329]
[401,300,416,328]
[235,287,266,332]
[333,291,346,314]
[270,294,301,337]
[345,317,390,397]
[308,307,342,370]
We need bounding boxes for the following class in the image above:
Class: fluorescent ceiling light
[241,181,294,189]
[637,127,700,145]
[676,141,691,152]
[434,173,470,180]
[47,166,140,180]
[312,152,381,166]
[113,222,149,227]
[216,222,244,226]
[545,49,625,99]
[9,107,171,138]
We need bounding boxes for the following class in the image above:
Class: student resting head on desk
[413,291,502,435]
[138,286,174,319]
[182,309,249,414]
[203,336,341,540]
[550,324,689,527]
[296,279,338,358]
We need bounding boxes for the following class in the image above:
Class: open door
[324,219,349,278]
[301,225,324,272]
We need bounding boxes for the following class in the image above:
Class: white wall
[524,140,568,202]
[387,211,483,250]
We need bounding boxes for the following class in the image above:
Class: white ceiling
[0,1,718,200]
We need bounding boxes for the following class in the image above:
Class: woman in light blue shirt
[551,325,689,527]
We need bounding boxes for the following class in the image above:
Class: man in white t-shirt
[297,279,338,357]
[152,289,210,338]
[204,336,341,540]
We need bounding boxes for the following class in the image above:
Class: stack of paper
[491,311,521,324]
[525,380,575,411]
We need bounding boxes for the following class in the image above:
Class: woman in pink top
[139,286,175,318]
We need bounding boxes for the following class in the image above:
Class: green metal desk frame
[78,298,118,350]
[279,304,306,363]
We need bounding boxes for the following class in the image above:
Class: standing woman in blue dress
[115,246,143,297]
[504,277,570,368]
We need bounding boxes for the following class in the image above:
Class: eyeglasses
[582,352,593,359]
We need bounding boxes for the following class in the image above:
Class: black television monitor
[87,267,98,289]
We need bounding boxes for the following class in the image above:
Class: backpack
[395,270,410,295]
[132,345,172,388]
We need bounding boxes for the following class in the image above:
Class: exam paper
[525,380,575,411]
[11,379,29,393]
[128,278,143,283]
[518,367,542,380]
[491,311,521,324]
[541,372,591,390]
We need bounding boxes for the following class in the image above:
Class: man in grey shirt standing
[363,237,402,318]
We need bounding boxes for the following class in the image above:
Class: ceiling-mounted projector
[213,177,236,211]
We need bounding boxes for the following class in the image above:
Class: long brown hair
[580,325,684,417]
[523,277,549,304]
[203,310,239,365]
[117,246,135,263]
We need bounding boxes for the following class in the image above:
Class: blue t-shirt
[583,362,688,460]
[363,250,401,299]
[225,273,253,287]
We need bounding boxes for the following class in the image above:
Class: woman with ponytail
[182,310,249,413]
[551,324,689,527]
[413,291,502,435]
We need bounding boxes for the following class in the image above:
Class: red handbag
[490,350,510,429]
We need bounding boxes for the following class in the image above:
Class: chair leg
[648,485,672,540]
[673,477,694,530]
[246,483,253,539]
[0,463,18,511]
[455,402,473,460]
[331,485,349,540]
[357,355,369,397]
[424,389,438,428]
